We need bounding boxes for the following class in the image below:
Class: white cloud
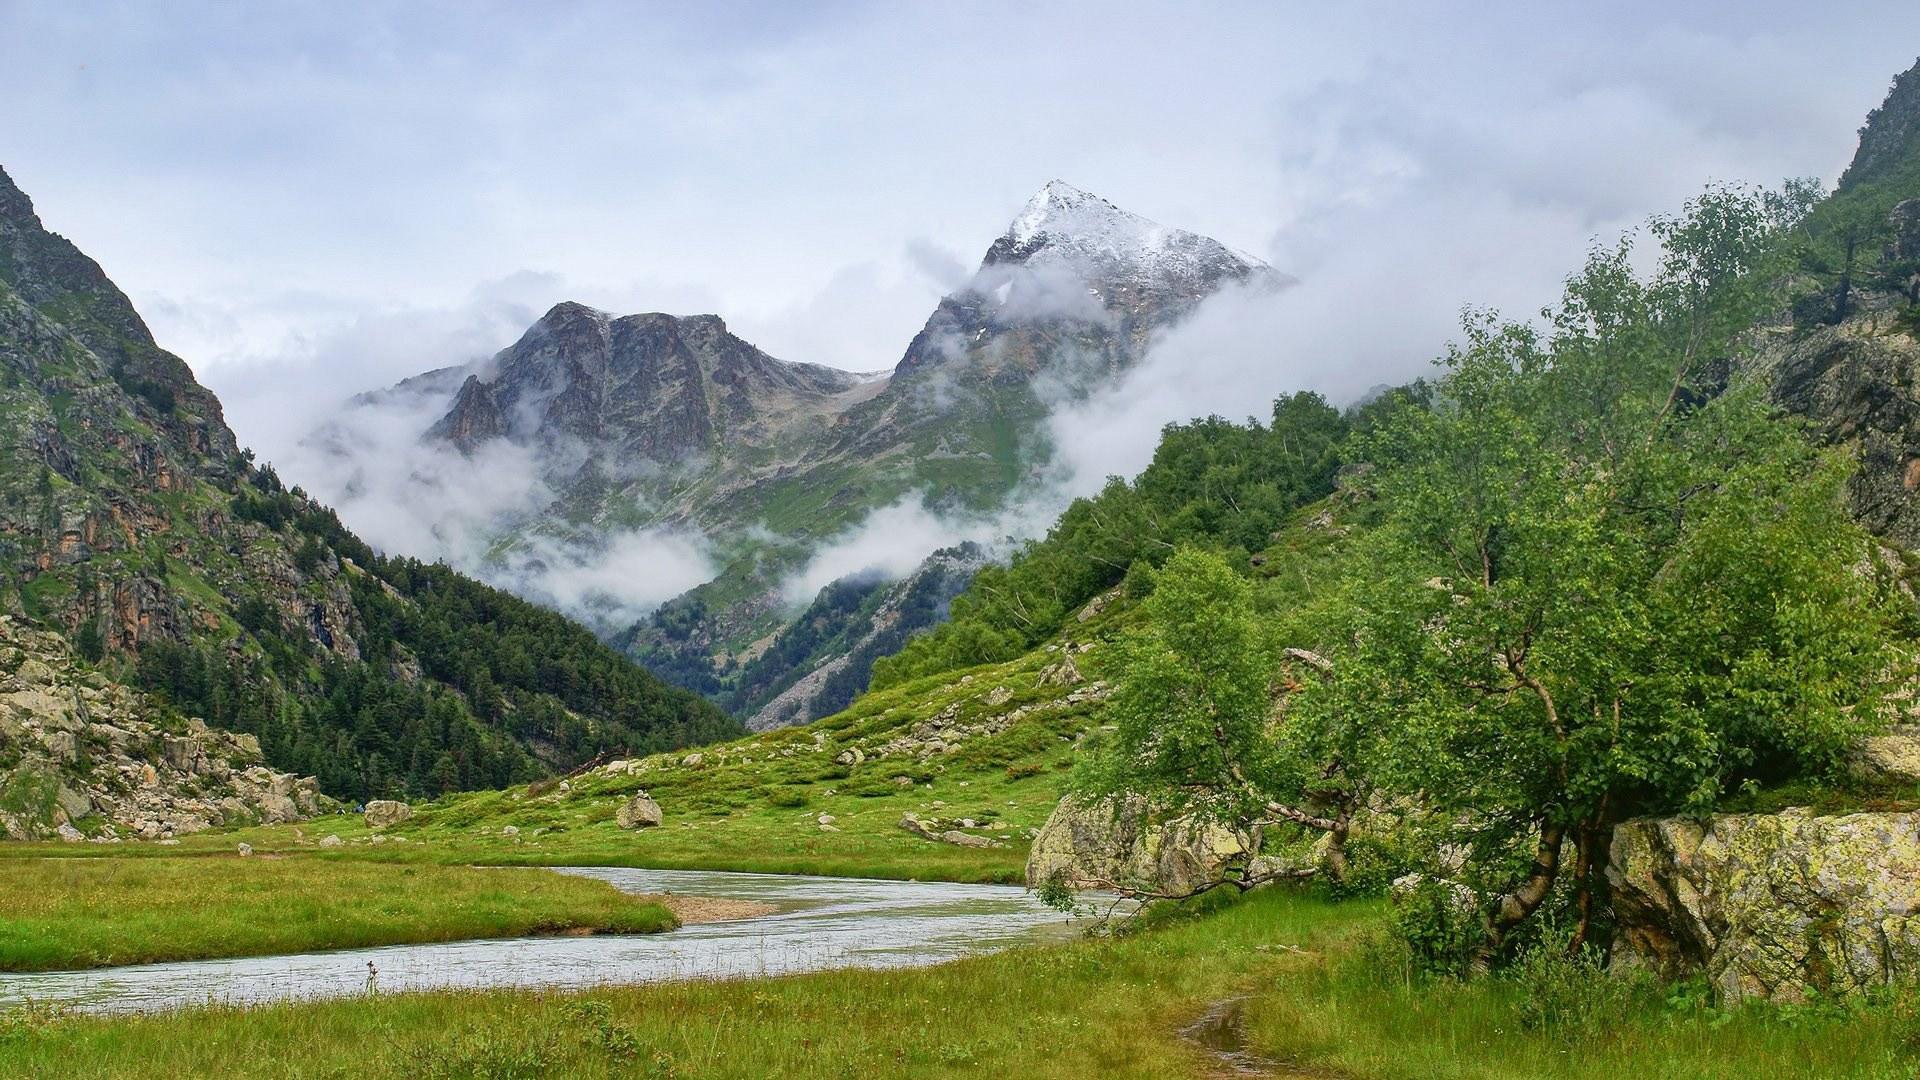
[6,1,1916,627]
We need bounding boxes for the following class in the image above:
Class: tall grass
[5,888,1912,1078]
[0,857,674,971]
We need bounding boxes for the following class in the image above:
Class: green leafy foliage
[1303,185,1910,962]
[871,392,1346,689]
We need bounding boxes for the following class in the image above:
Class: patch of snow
[999,180,1272,287]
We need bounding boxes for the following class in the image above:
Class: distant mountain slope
[326,181,1282,726]
[0,165,739,802]
[1740,58,1920,546]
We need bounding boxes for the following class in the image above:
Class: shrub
[1508,942,1642,1037]
[1390,877,1482,978]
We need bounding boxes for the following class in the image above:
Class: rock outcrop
[1024,795,1256,896]
[615,793,663,829]
[0,615,329,841]
[1854,725,1920,784]
[362,800,412,830]
[1608,809,1920,1001]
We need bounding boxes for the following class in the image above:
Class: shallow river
[0,867,1088,1015]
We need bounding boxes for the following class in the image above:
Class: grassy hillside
[58,591,1139,882]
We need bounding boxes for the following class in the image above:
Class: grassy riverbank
[3,887,1912,1078]
[0,857,675,971]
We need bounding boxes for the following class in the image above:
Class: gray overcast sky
[3,1,1918,456]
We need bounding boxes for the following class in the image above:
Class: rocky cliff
[0,615,329,841]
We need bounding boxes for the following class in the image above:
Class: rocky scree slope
[0,163,734,802]
[0,614,330,841]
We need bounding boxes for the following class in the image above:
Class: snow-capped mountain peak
[990,180,1271,284]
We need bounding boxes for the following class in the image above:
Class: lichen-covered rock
[1024,795,1252,895]
[616,793,663,829]
[1608,809,1920,1001]
[363,800,412,830]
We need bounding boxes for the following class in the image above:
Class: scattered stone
[834,747,865,766]
[236,842,253,857]
[317,834,343,848]
[939,830,995,848]
[681,752,704,767]
[816,813,837,826]
[1038,653,1084,687]
[900,813,1002,848]
[54,822,83,843]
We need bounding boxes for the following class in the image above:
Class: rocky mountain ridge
[330,181,1282,725]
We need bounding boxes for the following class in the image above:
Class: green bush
[1389,877,1482,978]
[1508,942,1644,1037]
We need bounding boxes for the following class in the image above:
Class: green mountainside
[328,182,1281,726]
[0,165,738,806]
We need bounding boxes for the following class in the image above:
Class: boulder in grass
[617,793,664,830]
[364,800,412,830]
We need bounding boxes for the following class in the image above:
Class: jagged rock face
[1752,309,1920,546]
[430,303,876,483]
[741,544,989,731]
[0,165,360,661]
[1025,794,1254,896]
[1841,60,1920,192]
[1608,810,1920,1001]
[896,180,1278,383]
[0,167,235,468]
[0,616,330,841]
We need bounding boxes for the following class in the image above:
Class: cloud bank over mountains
[16,3,1914,628]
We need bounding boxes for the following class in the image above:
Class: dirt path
[1180,996,1334,1079]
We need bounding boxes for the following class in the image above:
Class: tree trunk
[1563,818,1605,956]
[1473,818,1566,971]
[1322,811,1352,885]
